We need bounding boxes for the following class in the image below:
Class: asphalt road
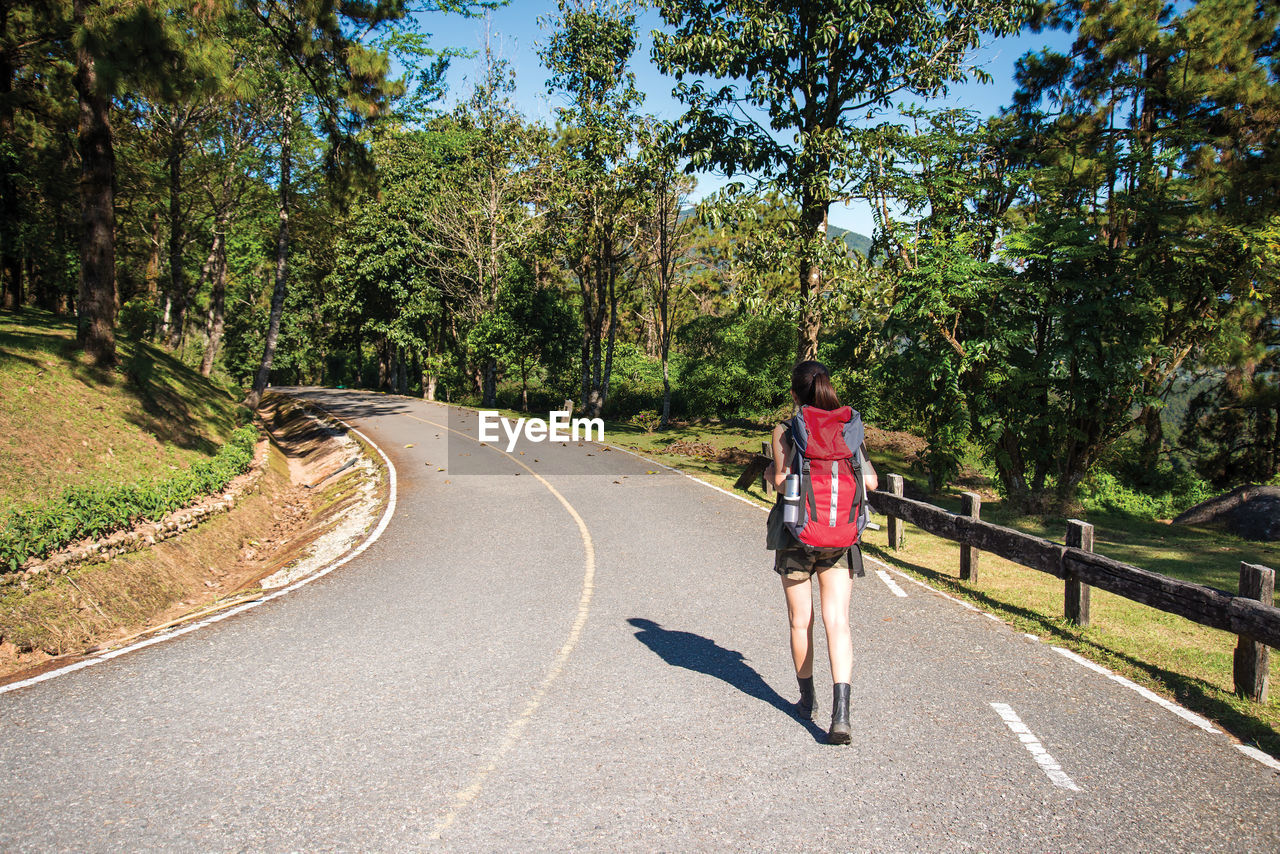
[1,388,1277,852]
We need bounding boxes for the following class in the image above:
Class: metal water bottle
[782,474,801,525]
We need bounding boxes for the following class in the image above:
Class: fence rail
[866,479,1278,702]
[737,449,1277,702]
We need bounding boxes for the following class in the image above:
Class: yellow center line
[403,408,596,841]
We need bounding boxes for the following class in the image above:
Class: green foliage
[468,261,577,403]
[0,426,259,571]
[677,311,793,418]
[118,297,161,340]
[654,0,1027,355]
[1001,0,1280,494]
[601,343,681,419]
[1079,470,1214,522]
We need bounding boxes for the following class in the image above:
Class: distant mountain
[829,224,871,257]
[678,206,872,257]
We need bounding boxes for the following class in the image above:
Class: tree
[1003,0,1280,492]
[541,0,644,417]
[653,0,1026,360]
[241,0,408,407]
[635,120,694,427]
[423,32,540,406]
[69,0,190,366]
[242,0,500,407]
[327,127,463,397]
[467,261,576,410]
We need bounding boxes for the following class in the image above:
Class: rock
[1174,485,1280,541]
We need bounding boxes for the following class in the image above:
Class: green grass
[0,310,249,515]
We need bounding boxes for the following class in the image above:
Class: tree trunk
[354,332,364,388]
[1270,398,1280,481]
[482,356,497,407]
[0,0,21,312]
[598,269,619,416]
[378,339,390,390]
[199,215,228,377]
[73,0,117,367]
[993,428,1030,503]
[1136,403,1164,479]
[144,208,161,301]
[165,122,186,349]
[159,292,170,339]
[795,195,827,363]
[579,335,591,415]
[247,96,293,409]
[423,371,437,401]
[661,360,671,428]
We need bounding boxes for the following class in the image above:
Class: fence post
[886,474,904,550]
[1234,562,1275,702]
[1064,520,1093,626]
[959,492,981,581]
[761,441,772,494]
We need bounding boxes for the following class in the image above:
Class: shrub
[676,312,793,418]
[1079,469,1215,520]
[0,425,259,570]
[602,343,676,419]
[118,297,161,340]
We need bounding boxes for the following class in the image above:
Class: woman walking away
[765,361,877,744]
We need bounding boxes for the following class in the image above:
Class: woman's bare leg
[780,574,814,678]
[815,563,853,684]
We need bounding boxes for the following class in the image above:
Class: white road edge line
[867,556,982,612]
[0,417,399,698]
[1050,647,1220,734]
[990,702,1081,792]
[1237,744,1280,773]
[602,441,766,510]
[874,569,908,598]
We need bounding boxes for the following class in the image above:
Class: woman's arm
[764,423,790,490]
[861,442,879,492]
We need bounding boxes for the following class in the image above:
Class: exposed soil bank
[0,393,387,682]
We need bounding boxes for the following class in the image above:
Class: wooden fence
[739,450,1278,702]
[872,473,1278,703]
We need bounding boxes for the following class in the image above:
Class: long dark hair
[791,360,839,410]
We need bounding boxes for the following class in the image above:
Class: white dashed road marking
[874,569,907,597]
[990,702,1081,792]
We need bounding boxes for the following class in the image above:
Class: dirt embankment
[0,393,387,682]
[1175,485,1280,542]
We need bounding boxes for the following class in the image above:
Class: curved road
[1,389,1277,851]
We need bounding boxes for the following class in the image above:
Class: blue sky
[414,2,1072,237]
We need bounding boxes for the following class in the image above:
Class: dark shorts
[774,544,863,581]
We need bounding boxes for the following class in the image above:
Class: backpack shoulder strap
[786,407,810,455]
[842,409,865,459]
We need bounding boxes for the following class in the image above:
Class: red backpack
[782,405,869,549]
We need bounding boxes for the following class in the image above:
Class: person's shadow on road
[627,617,826,742]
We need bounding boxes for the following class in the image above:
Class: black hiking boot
[828,683,851,745]
[796,675,815,719]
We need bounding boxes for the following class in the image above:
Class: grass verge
[0,309,248,514]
